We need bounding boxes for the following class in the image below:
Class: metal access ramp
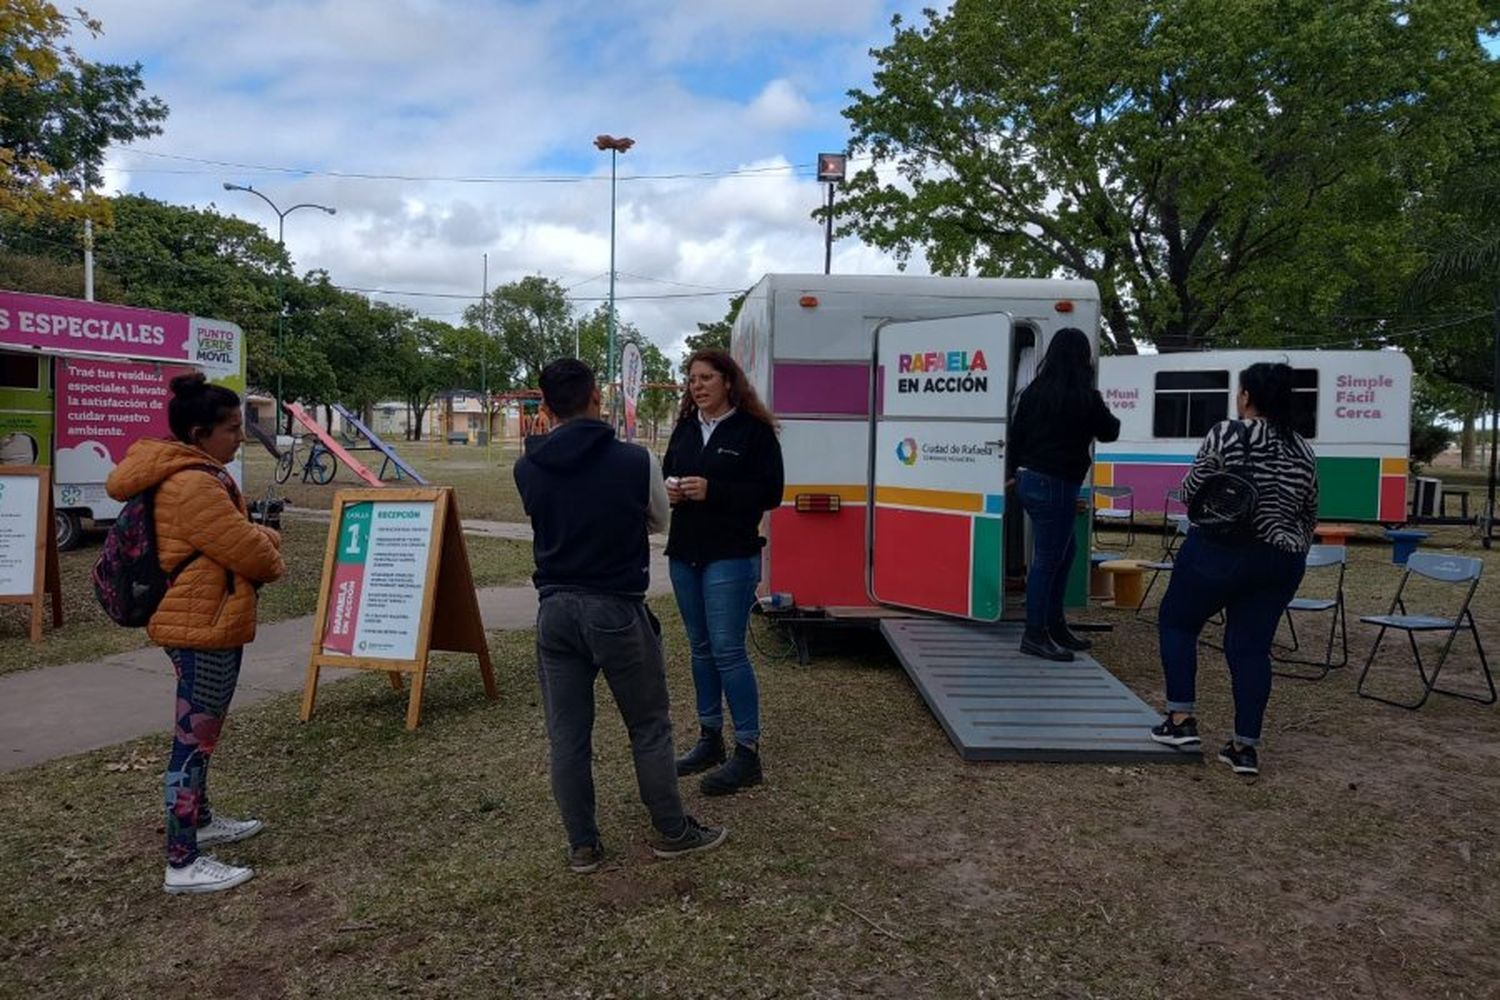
[881,618,1198,763]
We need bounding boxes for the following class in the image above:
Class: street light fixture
[593,134,634,423]
[222,182,337,433]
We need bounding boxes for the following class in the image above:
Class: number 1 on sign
[345,522,362,555]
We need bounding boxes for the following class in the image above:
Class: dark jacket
[513,418,665,597]
[1009,385,1121,483]
[662,410,784,565]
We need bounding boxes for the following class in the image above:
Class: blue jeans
[1017,469,1082,632]
[1158,533,1307,745]
[669,556,762,744]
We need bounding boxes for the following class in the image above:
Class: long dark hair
[1239,362,1296,433]
[1021,327,1096,420]
[678,349,778,428]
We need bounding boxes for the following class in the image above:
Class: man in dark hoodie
[514,359,727,873]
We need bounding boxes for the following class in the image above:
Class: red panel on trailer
[1379,475,1406,523]
[871,506,970,617]
[767,506,873,608]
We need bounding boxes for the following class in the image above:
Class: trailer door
[869,313,1013,620]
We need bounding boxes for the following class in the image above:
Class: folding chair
[1093,485,1136,547]
[1162,488,1190,558]
[1135,519,1190,624]
[1273,545,1348,681]
[1356,553,1496,710]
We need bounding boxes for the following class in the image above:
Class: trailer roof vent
[798,295,819,308]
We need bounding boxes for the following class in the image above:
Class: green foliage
[681,293,742,375]
[837,0,1499,353]
[466,275,572,385]
[0,3,166,222]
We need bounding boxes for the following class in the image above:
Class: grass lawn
[0,517,534,677]
[1,524,1497,997]
[242,438,532,523]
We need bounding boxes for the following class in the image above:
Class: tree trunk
[1462,407,1477,469]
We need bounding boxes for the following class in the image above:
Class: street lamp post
[222,182,336,433]
[594,134,634,424]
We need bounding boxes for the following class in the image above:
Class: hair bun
[169,371,208,397]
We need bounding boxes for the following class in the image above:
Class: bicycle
[274,434,339,485]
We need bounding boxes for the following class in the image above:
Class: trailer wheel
[55,510,83,552]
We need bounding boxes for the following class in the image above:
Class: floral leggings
[165,647,243,868]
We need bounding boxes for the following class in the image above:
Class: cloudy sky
[74,0,934,359]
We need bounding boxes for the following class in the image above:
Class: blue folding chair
[1273,545,1348,681]
[1356,553,1495,710]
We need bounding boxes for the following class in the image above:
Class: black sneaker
[1048,622,1092,652]
[1217,742,1259,776]
[1149,715,1200,747]
[700,742,763,796]
[675,725,726,777]
[1020,630,1075,662]
[652,816,728,859]
[568,842,604,874]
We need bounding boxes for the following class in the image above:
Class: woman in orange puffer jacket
[106,373,284,895]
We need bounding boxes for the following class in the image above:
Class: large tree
[0,3,167,222]
[467,275,572,385]
[836,0,1499,352]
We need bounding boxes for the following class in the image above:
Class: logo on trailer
[895,438,919,466]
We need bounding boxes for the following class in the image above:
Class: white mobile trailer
[1095,350,1413,524]
[731,273,1103,622]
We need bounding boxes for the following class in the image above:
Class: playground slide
[331,403,429,485]
[245,419,282,460]
[283,402,385,488]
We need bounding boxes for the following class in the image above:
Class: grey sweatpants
[535,592,686,848]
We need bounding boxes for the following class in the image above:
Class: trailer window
[1291,369,1318,438]
[1153,370,1230,438]
[0,353,41,390]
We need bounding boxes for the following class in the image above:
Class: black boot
[1020,628,1075,662]
[1048,621,1092,651]
[700,742,763,796]
[675,726,726,777]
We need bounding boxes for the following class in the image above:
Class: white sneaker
[163,855,255,895]
[197,815,264,848]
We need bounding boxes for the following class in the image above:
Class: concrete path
[0,536,670,774]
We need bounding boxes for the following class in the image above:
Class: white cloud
[748,80,817,130]
[75,0,934,362]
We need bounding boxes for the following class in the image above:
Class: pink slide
[284,402,385,488]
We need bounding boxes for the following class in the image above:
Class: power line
[120,148,869,185]
[335,283,744,302]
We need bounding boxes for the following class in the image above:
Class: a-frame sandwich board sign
[301,486,497,729]
[0,466,62,642]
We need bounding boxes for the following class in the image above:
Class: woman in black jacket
[663,349,785,796]
[1009,328,1120,662]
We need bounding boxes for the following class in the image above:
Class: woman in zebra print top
[1148,363,1319,777]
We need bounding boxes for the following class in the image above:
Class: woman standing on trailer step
[1149,363,1318,778]
[105,373,285,895]
[664,349,785,796]
[1008,327,1121,662]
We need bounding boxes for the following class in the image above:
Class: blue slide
[331,403,429,485]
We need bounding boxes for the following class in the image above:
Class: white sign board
[0,472,41,597]
[321,499,437,661]
[879,313,1011,419]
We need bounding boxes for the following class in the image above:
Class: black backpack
[1187,421,1259,542]
[93,466,236,627]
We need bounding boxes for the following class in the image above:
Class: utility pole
[222,183,336,434]
[816,153,847,275]
[594,134,635,429]
[482,252,490,457]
